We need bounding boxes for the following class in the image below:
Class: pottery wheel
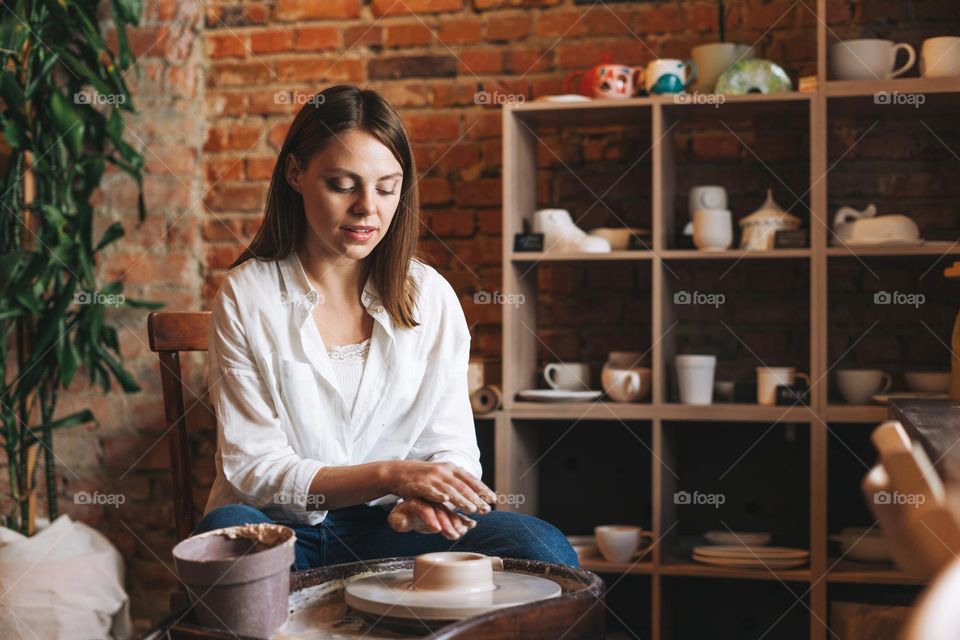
[344,570,562,621]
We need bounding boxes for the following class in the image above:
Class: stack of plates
[692,545,809,569]
[703,531,771,546]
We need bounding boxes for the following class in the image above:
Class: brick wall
[4,0,954,633]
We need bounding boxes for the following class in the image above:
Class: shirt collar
[278,250,393,340]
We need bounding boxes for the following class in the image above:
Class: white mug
[691,208,732,251]
[688,185,728,214]
[836,369,892,405]
[921,36,960,78]
[643,58,696,94]
[690,43,755,92]
[544,362,590,391]
[676,355,716,405]
[830,39,915,80]
[756,366,810,406]
[595,525,644,563]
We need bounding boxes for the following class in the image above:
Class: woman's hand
[383,460,496,514]
[387,498,478,541]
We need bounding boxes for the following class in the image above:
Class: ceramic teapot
[739,189,801,250]
[832,203,921,246]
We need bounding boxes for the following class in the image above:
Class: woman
[195,84,577,571]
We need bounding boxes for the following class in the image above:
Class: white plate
[693,545,809,559]
[872,391,949,404]
[517,389,604,402]
[537,94,592,102]
[692,554,808,569]
[704,531,771,546]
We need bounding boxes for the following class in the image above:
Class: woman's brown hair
[231,84,422,329]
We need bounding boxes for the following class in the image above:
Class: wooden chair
[147,311,212,543]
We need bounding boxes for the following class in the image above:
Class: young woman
[194,84,577,570]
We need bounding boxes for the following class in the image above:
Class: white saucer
[517,389,603,402]
[872,391,949,404]
[692,554,808,569]
[537,94,592,102]
[703,531,772,546]
[693,545,808,559]
[345,570,561,620]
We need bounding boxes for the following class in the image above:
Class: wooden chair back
[146,311,212,542]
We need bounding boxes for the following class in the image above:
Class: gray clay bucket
[173,524,296,639]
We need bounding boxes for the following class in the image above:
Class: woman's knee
[193,503,273,535]
[472,511,579,567]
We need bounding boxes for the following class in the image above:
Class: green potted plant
[0,0,161,634]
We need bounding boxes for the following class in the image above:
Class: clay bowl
[412,551,504,593]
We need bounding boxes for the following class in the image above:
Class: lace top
[327,338,370,416]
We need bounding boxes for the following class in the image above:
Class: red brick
[274,0,360,20]
[205,183,269,212]
[465,111,501,139]
[459,48,504,74]
[269,121,291,148]
[206,243,246,270]
[205,32,246,59]
[275,57,363,83]
[250,29,295,54]
[202,217,245,242]
[344,25,383,49]
[372,0,462,16]
[208,61,273,87]
[294,26,340,51]
[369,55,458,79]
[474,0,561,9]
[536,11,585,38]
[101,251,192,286]
[634,5,684,33]
[432,83,481,107]
[418,177,453,205]
[246,156,277,180]
[385,23,435,48]
[457,178,501,207]
[403,112,460,141]
[507,48,552,73]
[207,91,247,118]
[439,18,482,44]
[486,13,531,41]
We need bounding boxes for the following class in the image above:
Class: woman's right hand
[384,460,496,514]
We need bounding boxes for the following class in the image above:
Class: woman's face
[286,129,404,262]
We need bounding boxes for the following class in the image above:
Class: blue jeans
[194,503,579,571]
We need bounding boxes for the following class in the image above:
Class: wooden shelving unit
[491,1,955,637]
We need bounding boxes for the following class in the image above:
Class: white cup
[836,369,892,404]
[690,43,755,92]
[676,355,717,405]
[756,366,810,406]
[921,36,960,78]
[689,208,733,251]
[544,362,591,391]
[830,39,916,80]
[688,186,728,214]
[643,58,697,93]
[595,525,644,563]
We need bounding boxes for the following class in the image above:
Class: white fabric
[0,515,132,639]
[327,338,370,417]
[203,251,481,525]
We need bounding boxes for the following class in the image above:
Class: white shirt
[202,251,481,525]
[326,339,370,416]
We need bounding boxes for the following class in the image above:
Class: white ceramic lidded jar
[738,189,801,251]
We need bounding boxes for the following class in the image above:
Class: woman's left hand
[387,497,477,541]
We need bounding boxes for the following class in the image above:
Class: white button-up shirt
[202,251,481,525]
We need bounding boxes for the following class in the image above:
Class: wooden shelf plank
[826,242,960,258]
[824,405,888,423]
[580,557,655,575]
[826,77,960,98]
[505,402,814,422]
[659,557,811,582]
[658,248,811,260]
[825,559,926,585]
[509,250,653,262]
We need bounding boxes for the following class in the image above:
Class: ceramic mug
[836,369,892,404]
[564,63,642,99]
[690,43,755,92]
[684,208,733,251]
[602,366,652,402]
[676,354,716,405]
[756,366,810,406]
[643,58,697,94]
[921,36,960,78]
[544,362,591,391]
[688,185,728,214]
[830,39,915,80]
[595,525,645,563]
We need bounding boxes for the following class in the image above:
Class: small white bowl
[588,227,649,250]
[905,371,950,393]
[595,525,647,563]
[830,528,892,563]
